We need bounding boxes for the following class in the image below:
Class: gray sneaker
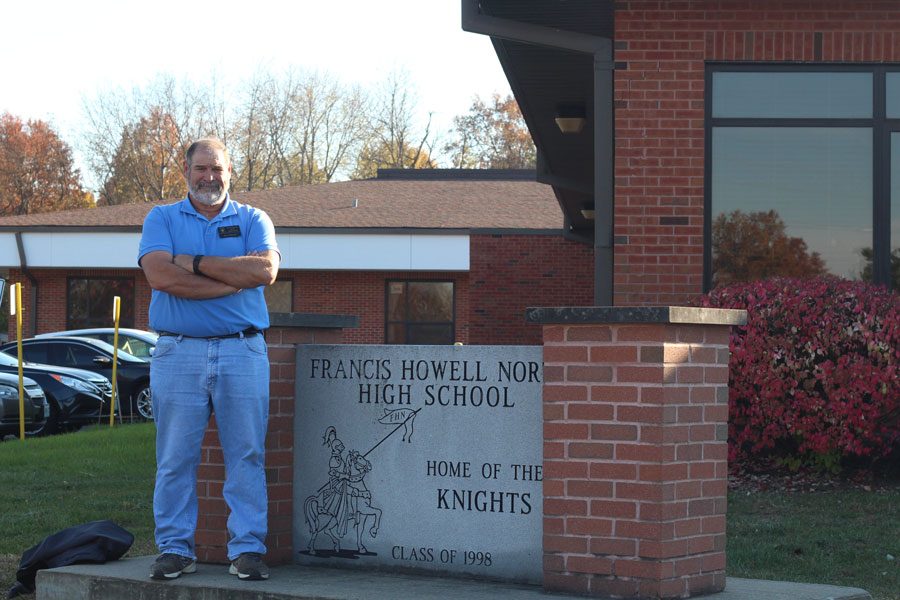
[150,553,196,580]
[229,552,269,580]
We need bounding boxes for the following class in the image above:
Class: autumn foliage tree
[0,113,91,215]
[83,75,223,204]
[443,93,535,169]
[99,107,187,204]
[83,71,374,199]
[79,70,526,199]
[712,209,828,286]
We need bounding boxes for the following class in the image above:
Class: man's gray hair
[185,137,230,167]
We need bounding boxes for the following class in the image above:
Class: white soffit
[0,232,471,271]
[277,234,470,270]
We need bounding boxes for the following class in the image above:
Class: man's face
[185,146,231,206]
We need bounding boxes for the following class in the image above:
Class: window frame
[704,63,897,290]
[66,276,136,330]
[384,279,456,345]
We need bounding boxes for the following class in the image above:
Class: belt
[158,328,263,340]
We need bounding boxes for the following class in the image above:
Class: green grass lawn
[0,425,897,599]
[0,423,157,594]
[728,485,900,600]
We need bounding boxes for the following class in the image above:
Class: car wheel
[134,385,153,420]
[27,402,60,437]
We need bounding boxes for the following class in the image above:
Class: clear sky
[1,0,510,162]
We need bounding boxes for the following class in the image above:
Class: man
[138,137,280,581]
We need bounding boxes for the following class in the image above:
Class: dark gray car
[0,350,112,435]
[0,372,49,438]
[0,337,151,420]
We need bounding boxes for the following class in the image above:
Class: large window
[385,281,455,344]
[707,66,898,290]
[67,277,135,329]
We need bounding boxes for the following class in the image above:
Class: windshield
[118,336,155,359]
[0,351,22,366]
[76,338,147,363]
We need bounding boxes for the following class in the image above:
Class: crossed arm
[140,249,280,300]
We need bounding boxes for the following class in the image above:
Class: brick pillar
[526,307,746,599]
[195,313,358,564]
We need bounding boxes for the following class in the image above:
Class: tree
[712,209,828,287]
[82,70,373,199]
[352,72,437,179]
[0,113,92,215]
[82,75,224,204]
[444,93,535,169]
[99,107,186,204]
[229,69,369,190]
[859,246,900,289]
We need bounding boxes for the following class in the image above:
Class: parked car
[0,337,151,420]
[0,350,113,436]
[36,328,158,359]
[0,372,49,438]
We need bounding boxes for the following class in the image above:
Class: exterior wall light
[555,105,587,134]
[555,117,587,134]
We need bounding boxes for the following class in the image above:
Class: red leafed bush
[696,276,900,471]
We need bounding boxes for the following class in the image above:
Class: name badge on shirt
[218,225,241,238]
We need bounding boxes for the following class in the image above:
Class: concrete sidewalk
[35,556,872,600]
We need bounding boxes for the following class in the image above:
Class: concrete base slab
[35,555,872,600]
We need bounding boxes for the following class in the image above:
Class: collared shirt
[137,195,280,337]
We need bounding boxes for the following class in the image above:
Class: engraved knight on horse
[304,427,382,554]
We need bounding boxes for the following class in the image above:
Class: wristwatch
[193,255,204,276]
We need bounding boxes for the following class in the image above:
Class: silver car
[36,328,158,359]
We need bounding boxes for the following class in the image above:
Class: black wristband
[192,255,204,276]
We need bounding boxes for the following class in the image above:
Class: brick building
[464,0,900,304]
[459,3,899,596]
[0,170,594,344]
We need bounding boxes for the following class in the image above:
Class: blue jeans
[150,333,270,561]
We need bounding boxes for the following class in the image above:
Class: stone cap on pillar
[525,305,747,326]
[268,312,359,329]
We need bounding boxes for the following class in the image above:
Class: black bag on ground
[7,519,134,598]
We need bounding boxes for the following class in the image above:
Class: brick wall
[469,234,594,345]
[541,319,732,598]
[614,0,900,306]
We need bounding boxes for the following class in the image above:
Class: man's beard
[190,182,226,206]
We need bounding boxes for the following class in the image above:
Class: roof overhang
[462,0,615,303]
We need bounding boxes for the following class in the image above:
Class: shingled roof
[0,179,563,231]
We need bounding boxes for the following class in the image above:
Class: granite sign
[293,344,543,583]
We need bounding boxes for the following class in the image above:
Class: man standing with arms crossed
[138,137,280,581]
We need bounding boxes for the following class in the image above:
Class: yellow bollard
[10,283,24,440]
[109,296,121,427]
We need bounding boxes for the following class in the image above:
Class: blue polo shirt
[137,196,280,337]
